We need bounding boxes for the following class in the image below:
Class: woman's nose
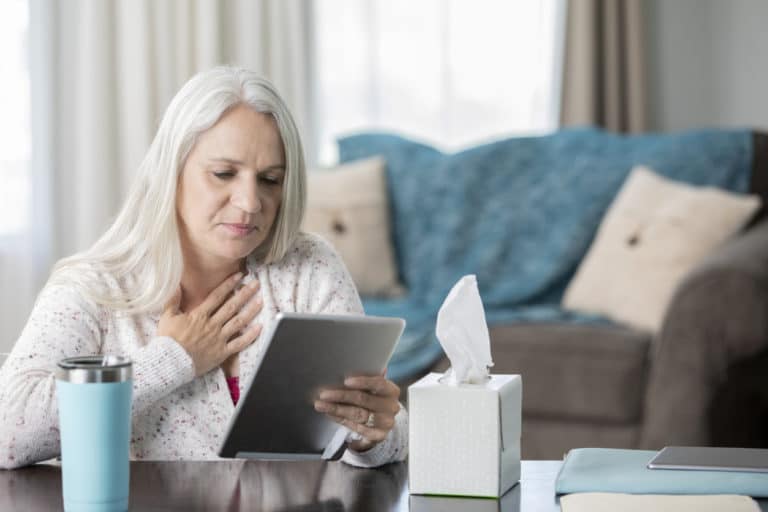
[232,183,262,213]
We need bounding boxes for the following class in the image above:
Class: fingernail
[249,280,260,289]
[319,391,331,400]
[344,377,356,386]
[314,401,327,411]
[233,272,243,281]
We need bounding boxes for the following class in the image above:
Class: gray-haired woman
[0,67,407,469]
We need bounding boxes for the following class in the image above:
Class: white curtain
[313,0,567,165]
[0,0,315,355]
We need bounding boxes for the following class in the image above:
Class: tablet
[218,312,405,460]
[647,446,768,473]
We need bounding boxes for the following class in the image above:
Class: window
[313,0,565,165]
[0,0,31,236]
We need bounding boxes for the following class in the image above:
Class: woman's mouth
[221,223,255,237]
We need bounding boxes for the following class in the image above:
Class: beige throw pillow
[303,157,403,297]
[562,166,761,332]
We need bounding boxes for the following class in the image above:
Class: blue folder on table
[555,448,768,497]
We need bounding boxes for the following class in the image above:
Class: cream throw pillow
[562,166,761,332]
[303,156,403,297]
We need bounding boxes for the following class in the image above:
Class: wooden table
[0,460,765,511]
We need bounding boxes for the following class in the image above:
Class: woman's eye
[260,175,281,185]
[213,171,235,180]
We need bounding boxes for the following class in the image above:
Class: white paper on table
[560,492,760,512]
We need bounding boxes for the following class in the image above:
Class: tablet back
[218,313,405,459]
[648,446,768,473]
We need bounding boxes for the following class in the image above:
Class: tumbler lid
[56,355,132,383]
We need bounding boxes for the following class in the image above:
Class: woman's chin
[212,240,260,262]
[220,247,257,262]
[198,231,266,263]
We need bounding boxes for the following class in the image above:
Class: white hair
[48,67,307,313]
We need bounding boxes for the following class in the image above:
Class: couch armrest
[639,219,768,449]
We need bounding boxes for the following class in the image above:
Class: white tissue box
[408,372,522,498]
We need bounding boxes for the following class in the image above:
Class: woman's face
[177,105,285,266]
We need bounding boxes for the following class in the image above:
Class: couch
[335,128,768,459]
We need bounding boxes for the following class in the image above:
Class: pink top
[225,376,240,405]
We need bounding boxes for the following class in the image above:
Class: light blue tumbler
[56,356,133,512]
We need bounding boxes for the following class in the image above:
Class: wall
[646,0,768,132]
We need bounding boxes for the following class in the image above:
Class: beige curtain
[0,0,314,354]
[560,0,647,133]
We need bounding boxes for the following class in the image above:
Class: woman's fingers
[343,375,401,400]
[313,374,401,448]
[315,401,395,429]
[157,273,263,378]
[315,400,369,423]
[197,272,244,316]
[211,279,260,326]
[220,294,263,339]
[226,323,262,356]
[315,388,399,416]
[324,413,388,443]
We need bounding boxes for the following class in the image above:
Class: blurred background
[1,0,767,355]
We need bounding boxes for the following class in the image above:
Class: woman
[0,67,407,469]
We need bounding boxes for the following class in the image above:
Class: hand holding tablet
[314,373,402,452]
[218,313,405,460]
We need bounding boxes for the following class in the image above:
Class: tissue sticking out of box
[435,275,494,385]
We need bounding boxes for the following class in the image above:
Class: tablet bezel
[217,312,405,460]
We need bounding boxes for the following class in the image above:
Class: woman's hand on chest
[157,272,262,377]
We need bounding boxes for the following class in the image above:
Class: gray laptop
[218,312,405,461]
[648,446,768,473]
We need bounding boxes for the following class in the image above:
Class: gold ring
[365,411,375,428]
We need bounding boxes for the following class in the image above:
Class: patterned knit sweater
[0,233,408,469]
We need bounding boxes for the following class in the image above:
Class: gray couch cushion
[432,323,651,423]
[522,418,641,460]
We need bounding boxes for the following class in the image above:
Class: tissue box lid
[410,372,519,391]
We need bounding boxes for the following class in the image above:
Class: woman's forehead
[192,106,285,165]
